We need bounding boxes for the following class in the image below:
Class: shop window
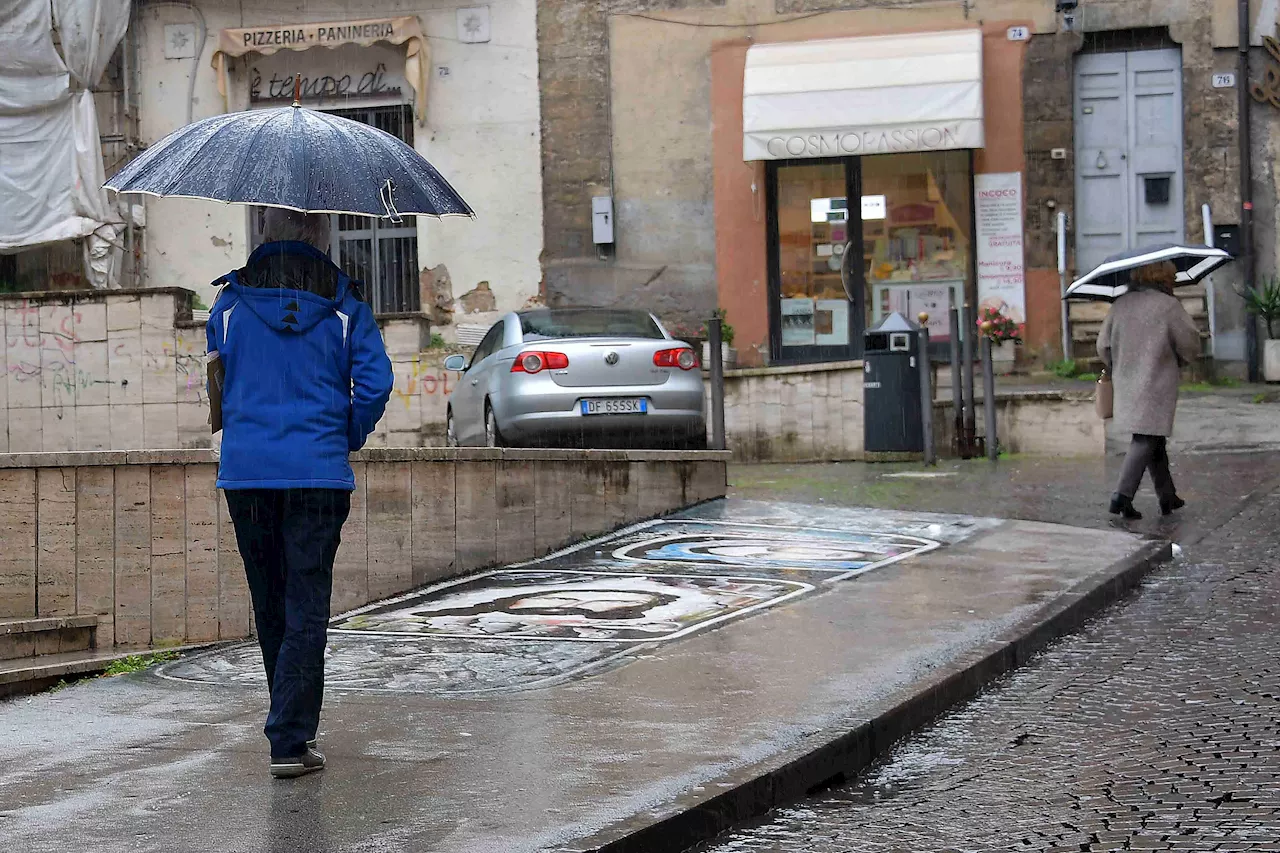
[330,105,420,314]
[861,151,973,346]
[766,152,973,364]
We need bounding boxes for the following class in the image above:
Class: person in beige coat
[1097,261,1202,519]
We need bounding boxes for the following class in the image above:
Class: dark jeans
[224,488,350,759]
[1116,434,1177,502]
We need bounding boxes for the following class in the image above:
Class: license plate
[581,398,647,416]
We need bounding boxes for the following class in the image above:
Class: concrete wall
[716,361,1103,462]
[134,0,543,317]
[0,288,469,452]
[719,362,865,463]
[0,449,728,648]
[933,393,1105,458]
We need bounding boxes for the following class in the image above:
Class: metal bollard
[981,335,998,461]
[961,303,977,458]
[707,317,726,451]
[948,305,963,457]
[918,313,935,466]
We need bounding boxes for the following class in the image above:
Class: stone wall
[933,392,1105,458]
[718,362,865,463]
[715,361,1103,463]
[0,289,206,453]
[0,448,728,648]
[0,288,462,452]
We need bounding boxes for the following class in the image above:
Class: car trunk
[528,339,682,388]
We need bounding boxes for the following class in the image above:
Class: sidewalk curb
[566,538,1173,853]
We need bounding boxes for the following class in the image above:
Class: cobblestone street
[709,483,1280,852]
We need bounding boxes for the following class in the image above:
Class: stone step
[0,616,99,661]
[0,643,215,701]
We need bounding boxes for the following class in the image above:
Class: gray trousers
[1116,434,1176,501]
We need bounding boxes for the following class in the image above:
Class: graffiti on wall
[3,299,208,422]
[391,356,454,410]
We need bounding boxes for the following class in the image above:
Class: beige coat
[1097,288,1200,437]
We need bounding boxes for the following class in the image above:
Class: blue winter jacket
[206,241,393,491]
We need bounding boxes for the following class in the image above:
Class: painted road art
[159,506,950,696]
[334,571,812,642]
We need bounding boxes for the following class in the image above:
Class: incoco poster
[974,172,1027,326]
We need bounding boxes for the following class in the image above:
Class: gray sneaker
[270,747,325,779]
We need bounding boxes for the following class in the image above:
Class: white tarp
[54,0,131,87]
[0,0,129,288]
[743,30,985,161]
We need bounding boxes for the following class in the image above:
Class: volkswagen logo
[604,351,620,365]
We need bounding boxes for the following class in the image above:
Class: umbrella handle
[380,180,403,224]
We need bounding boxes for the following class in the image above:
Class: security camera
[1055,0,1078,10]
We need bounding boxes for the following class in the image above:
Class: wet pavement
[0,499,1150,853]
[708,459,1280,852]
[729,450,1280,542]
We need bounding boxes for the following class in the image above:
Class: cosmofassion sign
[745,120,983,161]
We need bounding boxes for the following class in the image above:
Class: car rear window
[519,309,664,340]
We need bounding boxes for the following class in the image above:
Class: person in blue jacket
[206,207,392,779]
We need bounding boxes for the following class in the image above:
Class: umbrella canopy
[1065,243,1233,302]
[105,105,473,220]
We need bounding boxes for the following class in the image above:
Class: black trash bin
[864,312,924,455]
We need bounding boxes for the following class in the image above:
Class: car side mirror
[443,354,469,372]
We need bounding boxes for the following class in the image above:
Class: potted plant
[701,309,737,368]
[1242,277,1280,382]
[978,306,1022,375]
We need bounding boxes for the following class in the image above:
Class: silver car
[443,308,707,449]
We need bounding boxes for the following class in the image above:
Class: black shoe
[1109,494,1143,520]
[1160,495,1186,516]
[270,747,325,779]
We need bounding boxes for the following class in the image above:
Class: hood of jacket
[229,240,348,333]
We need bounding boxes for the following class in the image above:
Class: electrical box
[592,196,615,245]
[1214,224,1241,258]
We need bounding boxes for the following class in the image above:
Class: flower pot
[702,342,737,368]
[1264,338,1280,383]
[991,340,1017,375]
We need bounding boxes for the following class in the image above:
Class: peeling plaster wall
[134,0,542,315]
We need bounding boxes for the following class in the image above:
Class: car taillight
[511,351,569,373]
[654,348,700,370]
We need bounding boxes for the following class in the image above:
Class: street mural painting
[334,571,812,643]
[608,522,936,575]
[158,509,945,695]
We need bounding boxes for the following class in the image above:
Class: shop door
[1074,49,1184,274]
[766,159,862,363]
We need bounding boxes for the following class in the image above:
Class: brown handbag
[1095,370,1114,420]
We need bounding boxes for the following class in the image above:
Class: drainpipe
[1240,0,1259,382]
[1203,203,1217,359]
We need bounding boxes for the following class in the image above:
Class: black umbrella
[1064,243,1233,302]
[105,103,473,220]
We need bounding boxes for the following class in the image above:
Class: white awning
[743,30,985,161]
